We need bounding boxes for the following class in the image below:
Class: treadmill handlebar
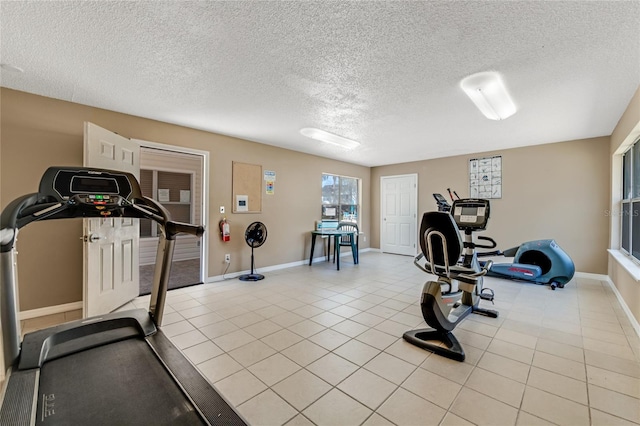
[0,192,205,250]
[0,228,14,246]
[132,196,204,240]
[167,221,205,239]
[0,193,40,252]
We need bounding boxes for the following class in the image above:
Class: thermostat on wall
[236,194,248,212]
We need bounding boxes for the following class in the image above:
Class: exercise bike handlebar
[413,253,492,280]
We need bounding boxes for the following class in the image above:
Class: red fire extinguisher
[219,217,230,242]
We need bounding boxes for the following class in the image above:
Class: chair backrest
[336,222,358,245]
[419,211,463,274]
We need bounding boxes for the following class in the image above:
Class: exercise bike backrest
[418,211,463,276]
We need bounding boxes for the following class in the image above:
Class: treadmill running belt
[36,338,204,425]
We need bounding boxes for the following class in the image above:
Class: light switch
[220,206,225,214]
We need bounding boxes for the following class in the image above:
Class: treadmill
[0,167,246,425]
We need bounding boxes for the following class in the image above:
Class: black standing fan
[239,221,267,281]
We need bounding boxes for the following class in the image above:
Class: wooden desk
[309,230,357,270]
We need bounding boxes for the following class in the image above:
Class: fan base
[239,274,265,281]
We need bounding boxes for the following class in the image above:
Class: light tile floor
[20,309,83,338]
[25,252,640,425]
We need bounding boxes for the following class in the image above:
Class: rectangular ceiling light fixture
[460,72,517,120]
[300,128,360,149]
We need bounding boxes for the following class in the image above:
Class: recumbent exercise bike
[403,198,498,362]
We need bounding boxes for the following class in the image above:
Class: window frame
[620,139,640,262]
[321,173,361,226]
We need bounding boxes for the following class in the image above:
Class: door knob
[81,234,103,243]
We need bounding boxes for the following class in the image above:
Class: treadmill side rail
[0,368,38,426]
[148,330,247,425]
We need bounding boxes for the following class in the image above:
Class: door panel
[100,242,114,292]
[399,223,411,246]
[381,175,417,256]
[83,122,140,317]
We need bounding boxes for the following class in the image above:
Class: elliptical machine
[403,198,498,362]
[432,193,575,290]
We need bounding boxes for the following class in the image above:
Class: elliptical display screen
[452,199,490,230]
[460,206,479,216]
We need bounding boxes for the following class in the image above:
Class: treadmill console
[451,198,490,230]
[71,193,126,211]
[41,168,137,201]
[36,167,143,217]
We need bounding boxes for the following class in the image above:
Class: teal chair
[334,222,359,264]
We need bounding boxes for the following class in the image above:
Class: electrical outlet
[224,253,231,263]
[363,236,367,242]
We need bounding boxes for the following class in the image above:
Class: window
[621,139,640,260]
[322,173,360,223]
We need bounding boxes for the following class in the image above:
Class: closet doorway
[138,145,207,295]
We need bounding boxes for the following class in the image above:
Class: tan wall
[610,86,640,155]
[0,88,370,311]
[371,137,611,275]
[608,85,640,325]
[1,84,631,315]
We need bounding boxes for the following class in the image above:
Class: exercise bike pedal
[479,288,495,304]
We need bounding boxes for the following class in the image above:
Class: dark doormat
[139,259,202,296]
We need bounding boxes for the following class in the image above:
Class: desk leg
[309,234,317,265]
[332,236,337,263]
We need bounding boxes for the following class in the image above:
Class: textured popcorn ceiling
[1,1,639,166]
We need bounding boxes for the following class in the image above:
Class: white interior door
[83,122,140,317]
[381,174,418,256]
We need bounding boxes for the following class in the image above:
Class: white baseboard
[20,301,83,321]
[574,272,640,338]
[604,276,640,338]
[574,271,609,280]
[207,259,309,282]
[207,248,374,282]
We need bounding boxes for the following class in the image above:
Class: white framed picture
[158,189,170,202]
[236,194,249,212]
